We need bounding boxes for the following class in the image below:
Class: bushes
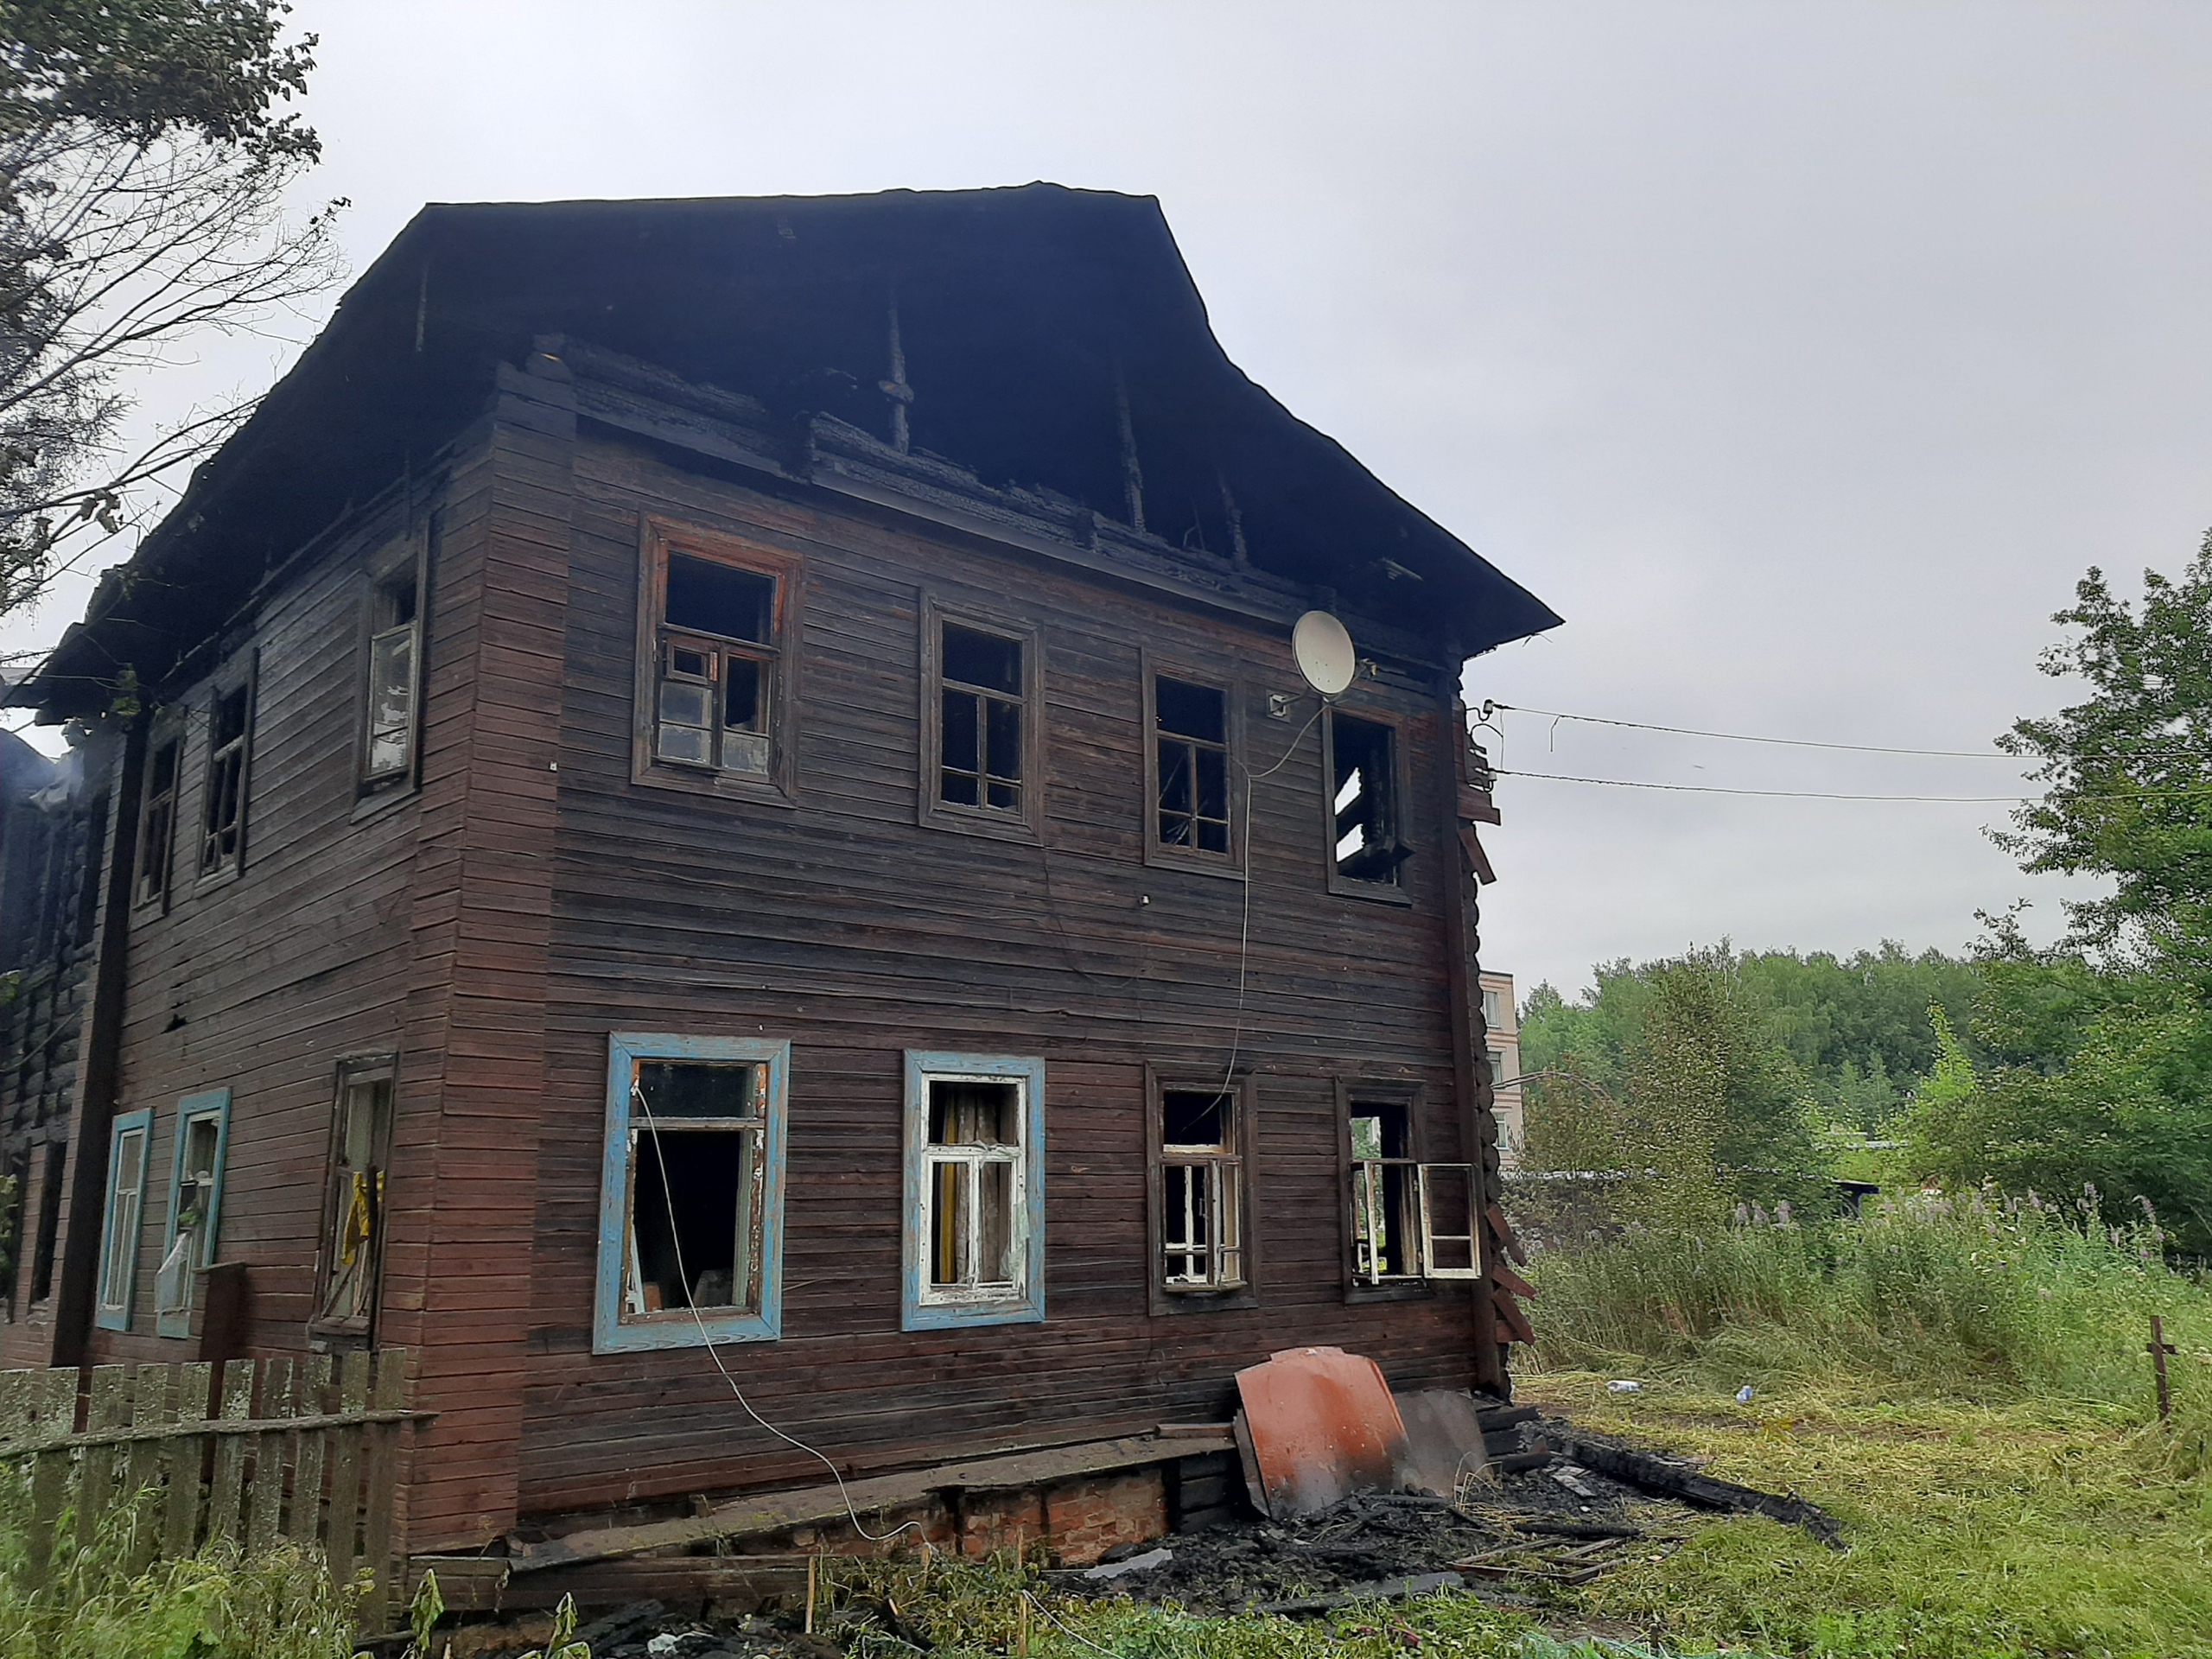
[1529,1189,2209,1406]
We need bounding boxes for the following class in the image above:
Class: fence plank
[289,1355,333,1550]
[163,1363,214,1560]
[27,1369,78,1580]
[124,1364,175,1572]
[0,1370,31,1445]
[206,1360,256,1547]
[360,1351,408,1630]
[77,1366,131,1555]
[324,1351,372,1583]
[247,1358,293,1552]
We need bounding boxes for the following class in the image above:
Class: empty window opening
[1330,714,1408,886]
[135,736,179,906]
[0,1152,27,1313]
[364,569,422,783]
[199,683,251,875]
[1160,1089,1244,1292]
[97,1115,149,1325]
[313,1066,394,1334]
[925,1079,1022,1295]
[623,1060,767,1320]
[1348,1099,1478,1285]
[938,624,1025,813]
[1154,677,1230,855]
[156,1101,227,1332]
[654,553,779,778]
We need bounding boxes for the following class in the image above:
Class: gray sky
[13,1,2209,1000]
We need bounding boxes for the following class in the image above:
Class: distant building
[1479,971,1522,1166]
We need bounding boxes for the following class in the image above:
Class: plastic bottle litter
[1605,1379,1643,1395]
[1736,1384,1757,1403]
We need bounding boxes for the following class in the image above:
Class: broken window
[1158,1088,1245,1293]
[1326,713,1410,888]
[198,677,253,878]
[96,1108,152,1331]
[653,551,781,777]
[134,732,180,907]
[938,622,1027,814]
[1346,1095,1478,1286]
[310,1059,396,1340]
[1151,675,1232,861]
[363,567,422,784]
[903,1052,1044,1330]
[594,1035,787,1351]
[156,1089,230,1338]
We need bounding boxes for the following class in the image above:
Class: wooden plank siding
[501,397,1487,1529]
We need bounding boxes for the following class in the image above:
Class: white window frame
[901,1051,1046,1331]
[95,1108,153,1331]
[594,1033,789,1353]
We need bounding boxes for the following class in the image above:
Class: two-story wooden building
[3,184,1560,1563]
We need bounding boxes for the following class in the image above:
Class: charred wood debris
[448,1404,1840,1658]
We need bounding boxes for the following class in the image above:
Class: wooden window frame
[917,595,1045,844]
[194,655,257,888]
[631,516,804,805]
[1144,1066,1259,1315]
[308,1053,398,1347]
[95,1107,153,1332]
[1141,656,1244,880]
[155,1088,231,1340]
[356,533,429,800]
[132,715,183,912]
[901,1050,1046,1331]
[1320,707,1414,906]
[593,1032,789,1354]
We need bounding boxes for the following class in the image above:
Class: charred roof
[18,182,1560,716]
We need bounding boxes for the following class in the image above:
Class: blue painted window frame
[95,1107,154,1332]
[156,1089,232,1340]
[595,1033,789,1354]
[901,1050,1046,1332]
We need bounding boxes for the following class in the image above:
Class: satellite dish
[1292,610,1357,696]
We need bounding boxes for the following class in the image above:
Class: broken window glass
[1160,1089,1244,1291]
[1329,714,1408,886]
[1154,677,1230,856]
[938,623,1025,813]
[922,1078,1024,1297]
[363,569,422,783]
[198,682,251,875]
[312,1066,395,1334]
[622,1060,769,1320]
[654,551,779,778]
[136,735,180,906]
[1348,1100,1478,1282]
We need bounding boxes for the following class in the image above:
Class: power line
[1494,768,2026,804]
[1482,700,2015,760]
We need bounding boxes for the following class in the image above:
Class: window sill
[1142,843,1246,882]
[594,1306,781,1353]
[1325,874,1414,907]
[918,800,1040,845]
[351,780,420,823]
[1344,1278,1436,1306]
[902,1293,1045,1332]
[1151,1282,1259,1316]
[632,762,798,809]
[190,865,242,899]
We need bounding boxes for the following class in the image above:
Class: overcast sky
[12,2,2210,1001]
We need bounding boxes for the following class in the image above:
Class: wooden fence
[0,1351,419,1625]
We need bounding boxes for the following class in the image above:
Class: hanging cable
[1495,766,2212,804]
[1481,699,2018,759]
[631,1079,924,1546]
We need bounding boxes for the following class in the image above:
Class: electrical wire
[1481,700,2018,760]
[1214,696,1329,1096]
[1495,766,2212,804]
[630,1080,924,1546]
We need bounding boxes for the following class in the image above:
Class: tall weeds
[1529,1188,2210,1407]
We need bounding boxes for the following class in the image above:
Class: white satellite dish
[1292,610,1357,696]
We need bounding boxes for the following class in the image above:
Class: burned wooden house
[1,184,1560,1567]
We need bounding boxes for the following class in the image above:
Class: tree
[0,0,340,634]
[1995,536,2212,985]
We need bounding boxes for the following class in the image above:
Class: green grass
[0,1475,365,1659]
